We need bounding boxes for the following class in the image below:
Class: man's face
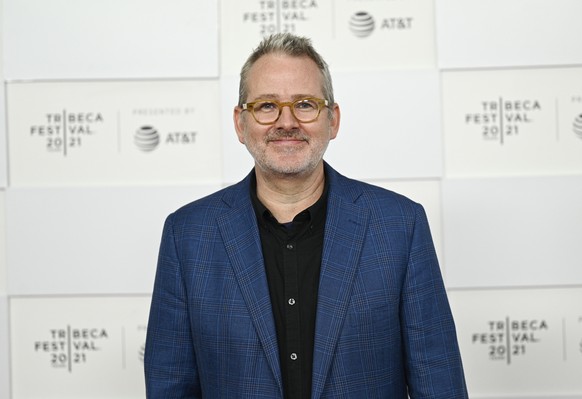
[234,53,340,177]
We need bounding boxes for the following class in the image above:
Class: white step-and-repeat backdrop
[1,0,581,398]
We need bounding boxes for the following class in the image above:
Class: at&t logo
[133,125,197,152]
[573,114,582,140]
[348,11,414,38]
[134,126,160,152]
[349,12,375,37]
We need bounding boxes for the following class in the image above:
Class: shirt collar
[249,169,329,228]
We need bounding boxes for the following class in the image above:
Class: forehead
[246,53,323,98]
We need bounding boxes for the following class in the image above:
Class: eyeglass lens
[252,99,321,123]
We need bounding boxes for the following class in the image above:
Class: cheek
[245,125,271,144]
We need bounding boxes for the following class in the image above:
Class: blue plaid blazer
[145,163,468,398]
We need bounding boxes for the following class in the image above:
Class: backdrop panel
[448,287,582,398]
[436,0,582,69]
[0,7,6,188]
[7,80,222,187]
[0,84,6,188]
[442,175,582,288]
[442,67,582,178]
[0,295,8,399]
[0,190,5,291]
[6,185,220,295]
[220,0,436,75]
[3,0,218,80]
[10,295,150,399]
[0,192,6,399]
[325,70,442,180]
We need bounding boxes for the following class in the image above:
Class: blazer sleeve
[400,204,469,399]
[144,214,201,399]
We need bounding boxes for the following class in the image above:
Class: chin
[263,159,320,176]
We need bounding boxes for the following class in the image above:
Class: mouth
[266,130,308,145]
[268,138,308,151]
[269,137,305,143]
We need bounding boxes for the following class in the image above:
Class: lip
[269,137,306,144]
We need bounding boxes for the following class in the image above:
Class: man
[145,33,468,398]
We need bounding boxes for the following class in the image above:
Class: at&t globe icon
[134,125,160,152]
[349,11,375,38]
[573,114,582,140]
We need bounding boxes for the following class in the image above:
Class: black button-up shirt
[250,173,328,399]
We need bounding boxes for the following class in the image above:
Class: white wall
[0,193,9,399]
[1,0,581,398]
[1,1,11,397]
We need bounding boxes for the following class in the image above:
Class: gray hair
[237,33,335,109]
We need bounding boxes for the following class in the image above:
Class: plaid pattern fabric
[145,163,468,399]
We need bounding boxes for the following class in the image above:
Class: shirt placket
[283,238,301,398]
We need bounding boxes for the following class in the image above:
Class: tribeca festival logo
[131,107,198,152]
[471,317,549,365]
[29,110,104,156]
[242,0,319,36]
[464,98,543,145]
[33,326,109,372]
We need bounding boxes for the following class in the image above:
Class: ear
[328,103,340,140]
[233,106,246,144]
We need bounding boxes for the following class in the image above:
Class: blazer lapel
[216,184,283,396]
[311,187,369,399]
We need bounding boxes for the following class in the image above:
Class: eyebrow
[249,94,319,101]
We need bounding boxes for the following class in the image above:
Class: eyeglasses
[241,97,329,125]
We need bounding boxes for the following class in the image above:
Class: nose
[275,104,299,129]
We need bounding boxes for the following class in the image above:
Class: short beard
[244,127,329,177]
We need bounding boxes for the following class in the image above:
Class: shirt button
[290,353,298,361]
[288,298,295,305]
[286,244,294,250]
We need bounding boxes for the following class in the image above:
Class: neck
[255,163,325,223]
